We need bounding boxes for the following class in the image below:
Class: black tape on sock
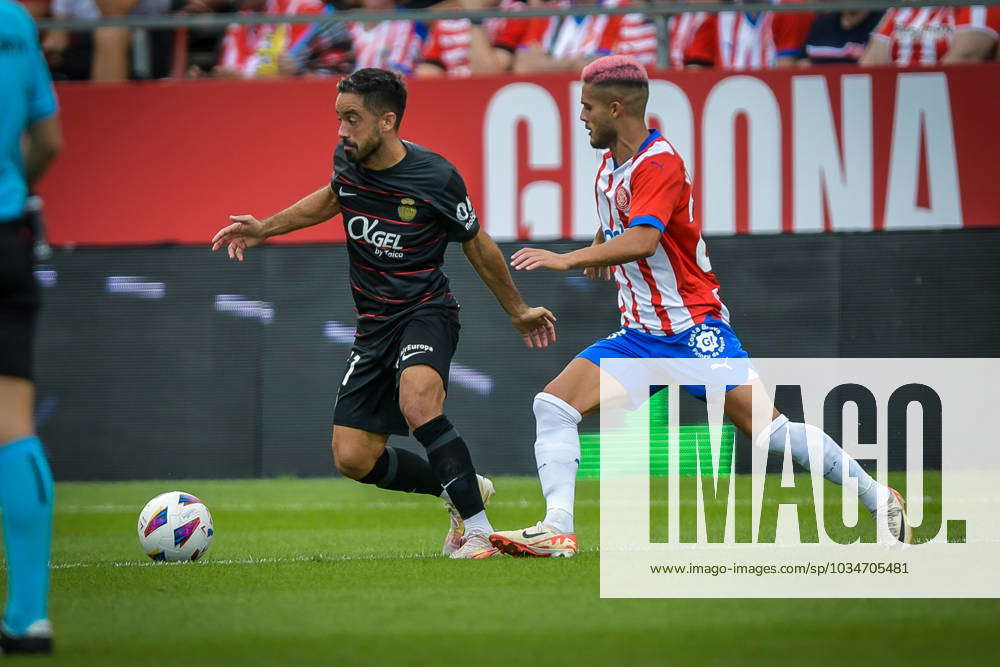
[359,447,442,496]
[413,416,484,519]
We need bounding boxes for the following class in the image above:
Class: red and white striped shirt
[872,7,956,66]
[422,19,474,76]
[683,1,813,69]
[669,11,710,69]
[502,0,656,63]
[219,0,323,76]
[596,130,727,336]
[526,0,611,60]
[614,11,659,66]
[685,11,777,69]
[349,19,423,73]
[422,0,521,76]
[954,5,1000,40]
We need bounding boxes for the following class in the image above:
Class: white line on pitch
[51,547,601,570]
[55,499,539,514]
[55,495,979,514]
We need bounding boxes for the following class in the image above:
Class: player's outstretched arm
[583,227,613,280]
[210,185,341,261]
[462,229,557,349]
[511,225,660,272]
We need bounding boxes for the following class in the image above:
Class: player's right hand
[511,306,557,349]
[211,215,267,261]
[583,266,613,281]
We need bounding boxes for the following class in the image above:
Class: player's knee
[533,393,554,419]
[331,440,376,481]
[333,452,375,481]
[399,395,441,429]
[398,378,445,428]
[533,392,582,426]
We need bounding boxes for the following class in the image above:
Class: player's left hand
[510,248,572,272]
[511,306,557,349]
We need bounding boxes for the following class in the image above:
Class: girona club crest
[615,184,630,212]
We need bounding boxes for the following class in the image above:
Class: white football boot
[449,530,502,559]
[871,487,913,545]
[490,522,578,558]
[442,475,496,555]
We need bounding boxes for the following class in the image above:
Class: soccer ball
[137,491,214,562]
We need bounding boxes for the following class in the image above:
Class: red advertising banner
[40,65,1000,246]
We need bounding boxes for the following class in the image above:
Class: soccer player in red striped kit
[490,55,913,557]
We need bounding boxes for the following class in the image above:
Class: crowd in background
[19,0,1000,82]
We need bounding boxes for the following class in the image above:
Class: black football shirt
[331,140,480,330]
[805,11,884,64]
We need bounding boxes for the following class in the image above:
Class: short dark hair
[337,68,408,128]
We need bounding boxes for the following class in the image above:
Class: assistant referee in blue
[0,0,62,655]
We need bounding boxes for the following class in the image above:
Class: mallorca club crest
[398,198,417,222]
[687,324,726,358]
[614,184,631,212]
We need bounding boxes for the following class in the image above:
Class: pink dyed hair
[581,55,648,85]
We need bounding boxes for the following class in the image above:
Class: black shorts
[0,219,39,381]
[333,308,460,436]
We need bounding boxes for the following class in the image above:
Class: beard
[344,135,382,164]
[588,125,614,150]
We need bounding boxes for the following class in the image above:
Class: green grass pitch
[3,475,997,666]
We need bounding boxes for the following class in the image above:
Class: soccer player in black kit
[211,68,556,559]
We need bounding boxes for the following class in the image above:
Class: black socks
[412,415,484,519]
[359,446,442,496]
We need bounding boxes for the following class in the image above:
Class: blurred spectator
[177,0,235,12]
[212,0,323,78]
[278,0,447,77]
[175,0,238,75]
[504,0,655,72]
[38,0,92,80]
[492,0,534,70]
[613,2,659,68]
[279,0,354,75]
[19,0,49,18]
[93,0,172,81]
[943,5,1000,62]
[415,0,512,77]
[804,8,883,64]
[859,6,955,66]
[664,1,717,69]
[347,0,424,74]
[772,0,813,65]
[40,0,170,81]
[683,0,813,70]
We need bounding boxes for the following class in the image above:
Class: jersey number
[688,188,712,273]
[342,352,361,387]
[696,236,712,273]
